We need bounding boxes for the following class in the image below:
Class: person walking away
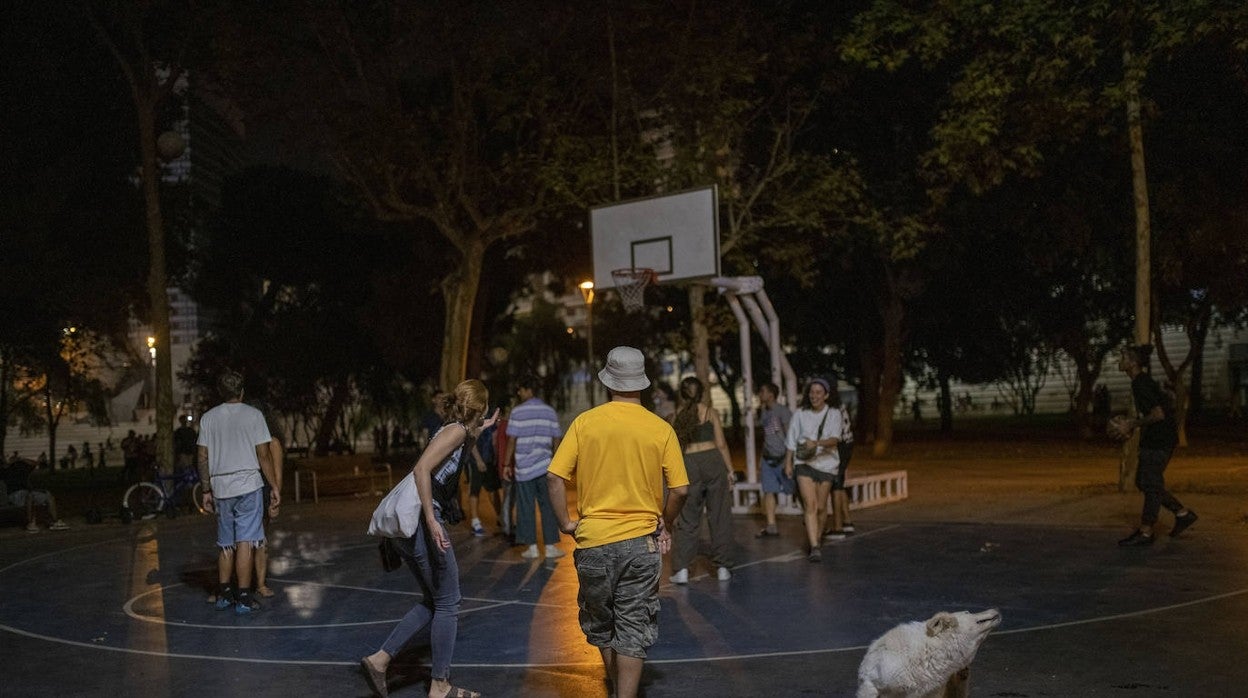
[360,380,494,698]
[668,376,737,583]
[495,405,516,539]
[120,430,140,483]
[547,346,689,698]
[504,375,565,559]
[174,416,198,473]
[784,378,842,562]
[824,377,854,540]
[755,382,793,538]
[465,414,502,537]
[1117,345,1197,546]
[197,371,279,614]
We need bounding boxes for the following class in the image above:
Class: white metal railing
[730,470,908,514]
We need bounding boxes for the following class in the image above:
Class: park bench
[0,482,27,526]
[292,454,394,503]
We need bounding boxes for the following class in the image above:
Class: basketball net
[611,268,654,312]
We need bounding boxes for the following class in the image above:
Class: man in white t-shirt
[197,370,278,615]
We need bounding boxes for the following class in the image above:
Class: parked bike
[121,467,204,523]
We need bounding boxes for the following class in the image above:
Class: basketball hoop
[611,268,655,312]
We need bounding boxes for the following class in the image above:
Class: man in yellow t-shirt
[547,346,689,698]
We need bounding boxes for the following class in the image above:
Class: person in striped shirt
[504,375,566,559]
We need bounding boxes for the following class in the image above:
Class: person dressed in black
[174,416,198,473]
[1117,344,1198,546]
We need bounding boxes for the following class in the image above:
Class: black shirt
[1131,373,1178,451]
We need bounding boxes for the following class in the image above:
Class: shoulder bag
[794,410,828,461]
[368,472,422,538]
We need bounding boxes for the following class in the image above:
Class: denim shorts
[759,456,795,494]
[795,463,836,484]
[8,490,50,507]
[216,488,265,548]
[573,534,662,659]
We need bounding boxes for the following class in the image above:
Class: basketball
[157,130,185,161]
[1106,415,1134,441]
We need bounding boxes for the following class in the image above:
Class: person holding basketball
[1116,345,1198,546]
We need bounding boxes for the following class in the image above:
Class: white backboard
[589,185,720,289]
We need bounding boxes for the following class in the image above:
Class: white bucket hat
[598,346,651,392]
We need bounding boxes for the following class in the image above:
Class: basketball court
[4,493,1247,696]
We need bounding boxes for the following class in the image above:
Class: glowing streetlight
[145,336,157,411]
[578,281,595,405]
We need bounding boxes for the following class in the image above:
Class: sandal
[755,527,779,538]
[256,586,275,598]
[444,687,481,698]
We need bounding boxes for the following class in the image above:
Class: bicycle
[121,467,205,523]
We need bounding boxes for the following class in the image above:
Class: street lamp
[146,336,156,409]
[578,281,595,406]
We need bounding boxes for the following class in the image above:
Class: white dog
[857,609,1002,698]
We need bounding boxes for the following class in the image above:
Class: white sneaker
[717,566,732,581]
[521,545,540,559]
[50,520,70,531]
[669,568,689,584]
[544,545,565,559]
[26,522,40,533]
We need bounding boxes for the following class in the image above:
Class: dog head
[925,608,1002,640]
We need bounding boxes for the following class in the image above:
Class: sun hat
[598,346,651,393]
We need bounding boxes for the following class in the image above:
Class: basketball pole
[579,281,596,406]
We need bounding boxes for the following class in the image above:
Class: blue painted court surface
[3,498,1246,696]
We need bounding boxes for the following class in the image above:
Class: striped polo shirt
[506,397,562,482]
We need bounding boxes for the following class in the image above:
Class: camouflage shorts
[573,534,662,659]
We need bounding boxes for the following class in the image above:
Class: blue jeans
[380,514,461,681]
[514,476,561,546]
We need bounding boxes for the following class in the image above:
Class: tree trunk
[938,371,952,433]
[44,385,58,471]
[438,238,486,390]
[314,378,351,455]
[1121,47,1151,490]
[1072,357,1101,441]
[0,350,9,458]
[858,343,881,445]
[873,292,905,457]
[138,102,175,472]
[1153,301,1209,449]
[1189,343,1205,417]
[689,286,712,391]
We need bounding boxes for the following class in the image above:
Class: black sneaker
[235,593,261,615]
[1170,511,1198,538]
[1118,530,1155,547]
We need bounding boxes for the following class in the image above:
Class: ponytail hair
[671,376,705,449]
[443,379,489,430]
